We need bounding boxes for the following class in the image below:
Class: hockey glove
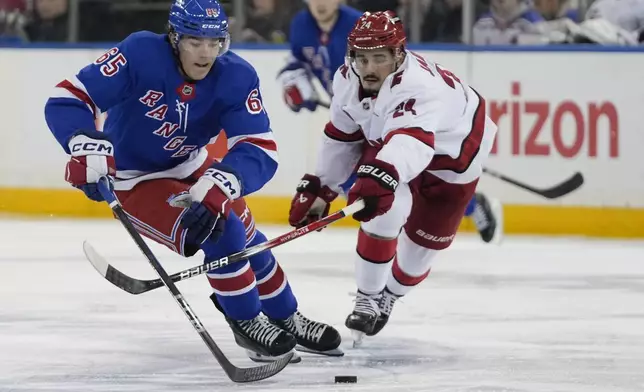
[289,174,338,228]
[65,130,116,202]
[278,67,318,113]
[347,159,399,222]
[170,163,242,246]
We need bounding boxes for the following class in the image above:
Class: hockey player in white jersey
[288,11,498,344]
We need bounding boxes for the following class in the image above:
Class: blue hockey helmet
[168,0,229,40]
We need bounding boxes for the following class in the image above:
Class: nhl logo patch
[362,101,370,110]
[177,83,196,101]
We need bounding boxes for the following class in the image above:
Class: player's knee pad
[386,230,438,296]
[354,229,398,294]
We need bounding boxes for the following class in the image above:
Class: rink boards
[0,45,642,238]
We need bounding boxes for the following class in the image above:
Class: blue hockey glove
[169,162,243,246]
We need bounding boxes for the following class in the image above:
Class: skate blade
[247,349,301,364]
[350,330,365,348]
[296,345,345,357]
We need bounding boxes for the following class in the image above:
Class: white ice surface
[1,219,644,391]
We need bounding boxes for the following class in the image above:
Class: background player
[44,0,341,362]
[277,0,362,112]
[288,11,498,345]
[279,1,502,243]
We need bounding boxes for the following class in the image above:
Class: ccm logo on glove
[356,164,399,191]
[70,142,113,155]
[204,167,240,199]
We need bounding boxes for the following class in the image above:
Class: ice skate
[472,193,503,244]
[367,288,400,336]
[226,314,298,362]
[345,291,381,347]
[271,311,343,357]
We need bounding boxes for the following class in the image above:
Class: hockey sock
[202,212,261,320]
[386,230,438,296]
[355,228,397,295]
[248,230,298,320]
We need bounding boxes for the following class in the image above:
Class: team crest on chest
[177,83,196,101]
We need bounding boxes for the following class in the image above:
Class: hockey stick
[86,198,365,295]
[316,100,331,109]
[483,168,584,199]
[91,178,293,383]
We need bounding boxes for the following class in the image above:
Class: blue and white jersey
[473,5,544,45]
[45,31,277,194]
[281,4,362,96]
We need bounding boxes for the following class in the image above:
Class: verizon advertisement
[0,48,641,208]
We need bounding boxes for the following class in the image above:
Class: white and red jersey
[316,51,497,192]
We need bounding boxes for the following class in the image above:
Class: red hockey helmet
[347,11,406,54]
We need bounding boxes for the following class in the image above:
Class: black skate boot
[345,290,381,347]
[270,311,343,357]
[210,294,297,363]
[367,288,400,336]
[226,315,299,363]
[471,192,503,244]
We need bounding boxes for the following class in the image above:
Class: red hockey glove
[289,174,338,228]
[278,67,319,113]
[347,159,399,222]
[283,85,318,112]
[65,130,116,202]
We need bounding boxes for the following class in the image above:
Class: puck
[335,375,357,383]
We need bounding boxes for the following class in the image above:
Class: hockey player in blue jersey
[44,0,341,362]
[277,0,362,112]
[279,2,502,243]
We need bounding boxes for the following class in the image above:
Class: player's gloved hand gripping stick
[84,177,365,296]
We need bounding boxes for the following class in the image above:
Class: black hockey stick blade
[483,168,584,199]
[84,241,161,294]
[227,353,293,383]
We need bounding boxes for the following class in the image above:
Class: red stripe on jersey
[384,127,435,149]
[234,136,278,152]
[356,229,397,264]
[429,90,486,173]
[324,122,364,142]
[257,264,286,297]
[56,79,98,118]
[392,258,431,287]
[208,265,256,293]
